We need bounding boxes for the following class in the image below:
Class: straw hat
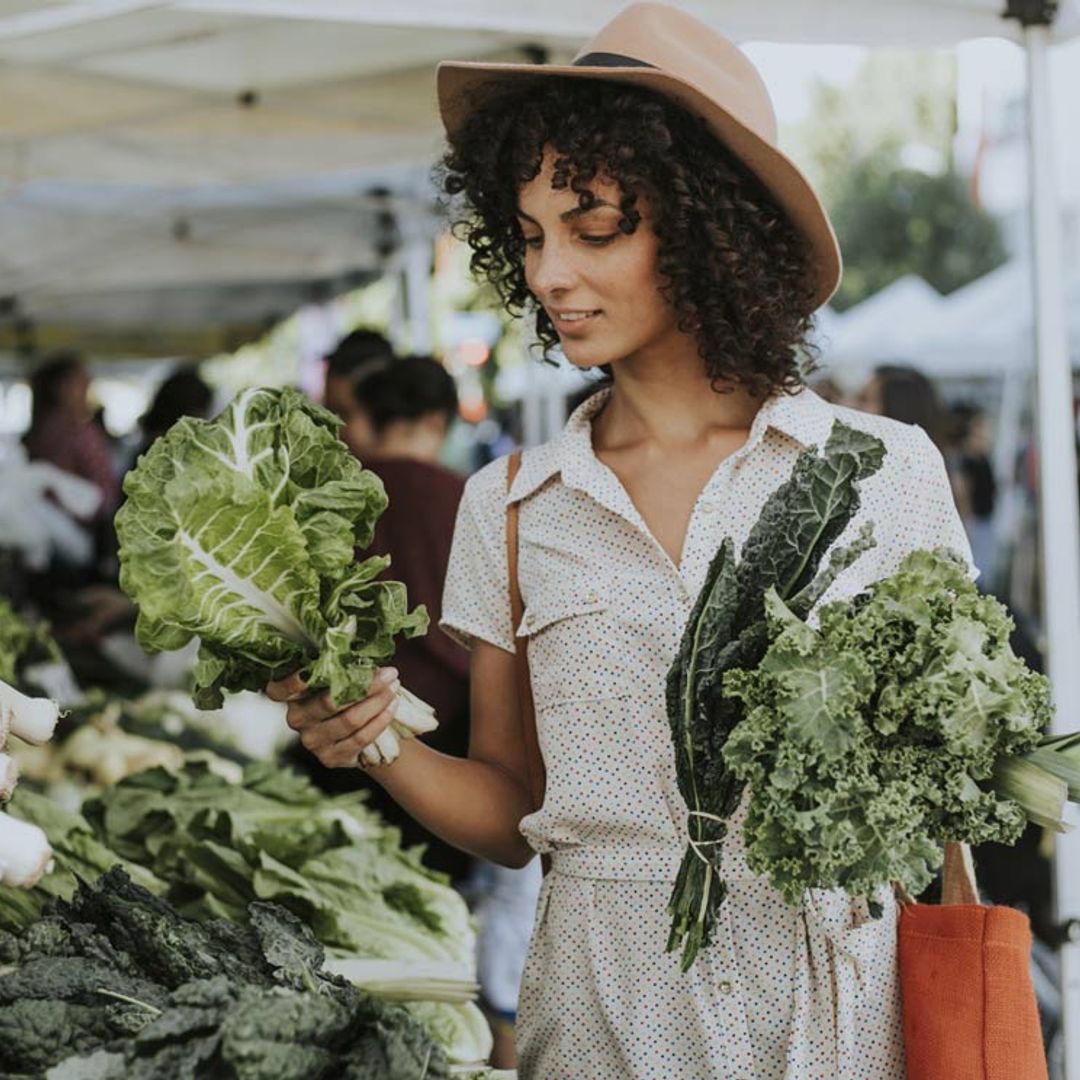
[437,2,841,311]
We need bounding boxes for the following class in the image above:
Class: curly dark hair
[439,78,820,397]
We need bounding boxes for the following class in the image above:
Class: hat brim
[437,61,841,313]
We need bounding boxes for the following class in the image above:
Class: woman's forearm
[368,737,536,868]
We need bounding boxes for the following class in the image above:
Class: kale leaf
[0,869,449,1079]
[667,421,886,969]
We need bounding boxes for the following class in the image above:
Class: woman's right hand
[266,666,400,769]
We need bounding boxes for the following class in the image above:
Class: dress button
[719,980,734,994]
[584,593,599,605]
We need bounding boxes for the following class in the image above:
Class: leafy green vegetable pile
[0,599,60,688]
[115,387,433,764]
[666,420,1080,972]
[1,761,491,1064]
[0,790,166,933]
[0,867,449,1080]
[79,762,474,968]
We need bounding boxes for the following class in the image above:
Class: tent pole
[1024,23,1080,1077]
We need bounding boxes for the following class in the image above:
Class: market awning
[2,0,1078,336]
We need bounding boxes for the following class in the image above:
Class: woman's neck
[592,349,763,453]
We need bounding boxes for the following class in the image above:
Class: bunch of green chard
[667,419,1080,972]
[116,387,432,765]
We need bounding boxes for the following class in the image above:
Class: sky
[742,42,868,125]
[740,35,1078,221]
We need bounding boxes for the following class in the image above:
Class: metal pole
[1024,24,1080,1077]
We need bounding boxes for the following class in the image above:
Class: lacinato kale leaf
[666,421,886,970]
[246,902,329,994]
[0,956,167,1010]
[0,869,450,1079]
[0,999,122,1076]
[54,868,273,989]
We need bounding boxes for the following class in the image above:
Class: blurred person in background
[322,328,394,457]
[806,374,844,405]
[22,352,121,609]
[364,355,541,1067]
[855,364,948,449]
[291,355,474,884]
[950,402,998,587]
[23,352,120,519]
[65,366,217,654]
[132,366,214,465]
[856,363,973,521]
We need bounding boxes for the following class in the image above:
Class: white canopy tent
[825,258,1080,378]
[825,273,947,368]
[0,1,1078,328]
[919,257,1080,373]
[2,2,1079,1071]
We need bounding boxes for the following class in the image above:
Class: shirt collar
[739,385,837,458]
[505,383,837,506]
[506,386,611,505]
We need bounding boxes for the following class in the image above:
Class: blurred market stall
[1,2,1079,1074]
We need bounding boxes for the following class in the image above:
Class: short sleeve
[911,428,978,580]
[440,458,517,653]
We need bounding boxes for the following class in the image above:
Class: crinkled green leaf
[116,386,425,710]
[722,547,1052,907]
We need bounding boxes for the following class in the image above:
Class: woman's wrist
[362,732,420,781]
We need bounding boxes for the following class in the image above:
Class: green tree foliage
[827,151,1007,311]
[788,49,1007,311]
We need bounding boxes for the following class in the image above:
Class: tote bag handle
[505,452,548,824]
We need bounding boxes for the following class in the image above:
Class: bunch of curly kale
[665,420,1073,972]
[722,548,1054,912]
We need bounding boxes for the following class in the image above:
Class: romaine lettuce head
[116,387,427,708]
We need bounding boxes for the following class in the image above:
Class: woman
[857,362,976,550]
[321,328,395,454]
[269,5,972,1076]
[133,366,214,463]
[23,352,120,516]
[856,364,948,451]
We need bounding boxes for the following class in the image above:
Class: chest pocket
[516,583,630,709]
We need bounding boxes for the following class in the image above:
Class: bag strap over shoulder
[505,452,547,816]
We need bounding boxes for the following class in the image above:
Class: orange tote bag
[898,841,1048,1080]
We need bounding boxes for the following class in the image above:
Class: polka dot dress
[442,387,975,1080]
